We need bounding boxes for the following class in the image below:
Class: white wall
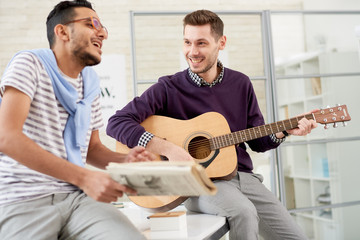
[302,0,360,53]
[0,0,303,95]
[0,0,302,150]
[303,0,360,10]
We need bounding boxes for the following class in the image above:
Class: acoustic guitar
[116,104,351,212]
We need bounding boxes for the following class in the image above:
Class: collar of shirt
[188,60,224,87]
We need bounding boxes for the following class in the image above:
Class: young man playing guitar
[107,10,317,240]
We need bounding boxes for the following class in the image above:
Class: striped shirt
[0,52,103,206]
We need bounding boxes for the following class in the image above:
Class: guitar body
[116,112,238,212]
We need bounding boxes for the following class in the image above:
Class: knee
[226,204,260,239]
[230,203,259,224]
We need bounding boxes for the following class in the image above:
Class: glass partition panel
[272,12,360,240]
[220,14,264,77]
[272,13,360,76]
[320,75,360,139]
[133,13,265,88]
[276,75,360,140]
[290,203,360,240]
[325,140,360,203]
[134,14,184,81]
[281,138,360,239]
[282,140,360,206]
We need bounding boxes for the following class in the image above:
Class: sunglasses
[64,16,108,36]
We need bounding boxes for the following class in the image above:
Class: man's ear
[54,24,70,42]
[219,35,226,50]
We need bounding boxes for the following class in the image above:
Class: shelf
[294,212,334,222]
[275,50,324,70]
[312,214,333,222]
[278,51,360,240]
[286,175,330,181]
[295,212,315,220]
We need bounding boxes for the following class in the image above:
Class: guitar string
[186,116,311,153]
[187,109,348,153]
[167,110,341,154]
[187,120,297,150]
[187,109,348,156]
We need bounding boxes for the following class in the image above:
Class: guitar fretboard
[209,113,313,150]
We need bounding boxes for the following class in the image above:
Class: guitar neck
[210,113,313,149]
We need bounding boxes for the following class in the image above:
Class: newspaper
[106,161,217,196]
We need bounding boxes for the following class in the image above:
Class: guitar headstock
[313,104,351,128]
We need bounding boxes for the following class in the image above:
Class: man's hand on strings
[287,109,319,136]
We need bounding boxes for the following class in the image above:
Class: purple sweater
[107,68,280,172]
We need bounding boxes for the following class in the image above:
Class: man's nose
[98,27,108,40]
[189,45,199,55]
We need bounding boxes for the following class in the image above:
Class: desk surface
[119,202,228,240]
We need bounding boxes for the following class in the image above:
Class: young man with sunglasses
[107,10,318,240]
[0,1,153,239]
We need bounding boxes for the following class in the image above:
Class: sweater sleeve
[106,80,167,148]
[244,82,281,152]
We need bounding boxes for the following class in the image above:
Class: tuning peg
[333,123,338,128]
[324,124,330,129]
[336,104,343,111]
[342,122,347,127]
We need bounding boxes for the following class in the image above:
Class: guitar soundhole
[187,136,211,160]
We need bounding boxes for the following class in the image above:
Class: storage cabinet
[275,51,360,240]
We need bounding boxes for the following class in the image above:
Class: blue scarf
[1,49,100,166]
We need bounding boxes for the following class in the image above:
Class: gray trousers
[0,191,145,240]
[185,172,308,240]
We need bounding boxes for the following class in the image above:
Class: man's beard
[188,51,218,75]
[190,61,213,74]
[74,49,100,66]
[70,31,101,66]
[189,58,217,75]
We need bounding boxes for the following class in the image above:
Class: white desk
[119,202,229,240]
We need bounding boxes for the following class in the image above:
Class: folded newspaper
[106,161,217,196]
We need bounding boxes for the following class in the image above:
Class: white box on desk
[148,211,188,239]
[149,211,187,231]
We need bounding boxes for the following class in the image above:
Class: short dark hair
[46,0,94,48]
[183,10,224,41]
